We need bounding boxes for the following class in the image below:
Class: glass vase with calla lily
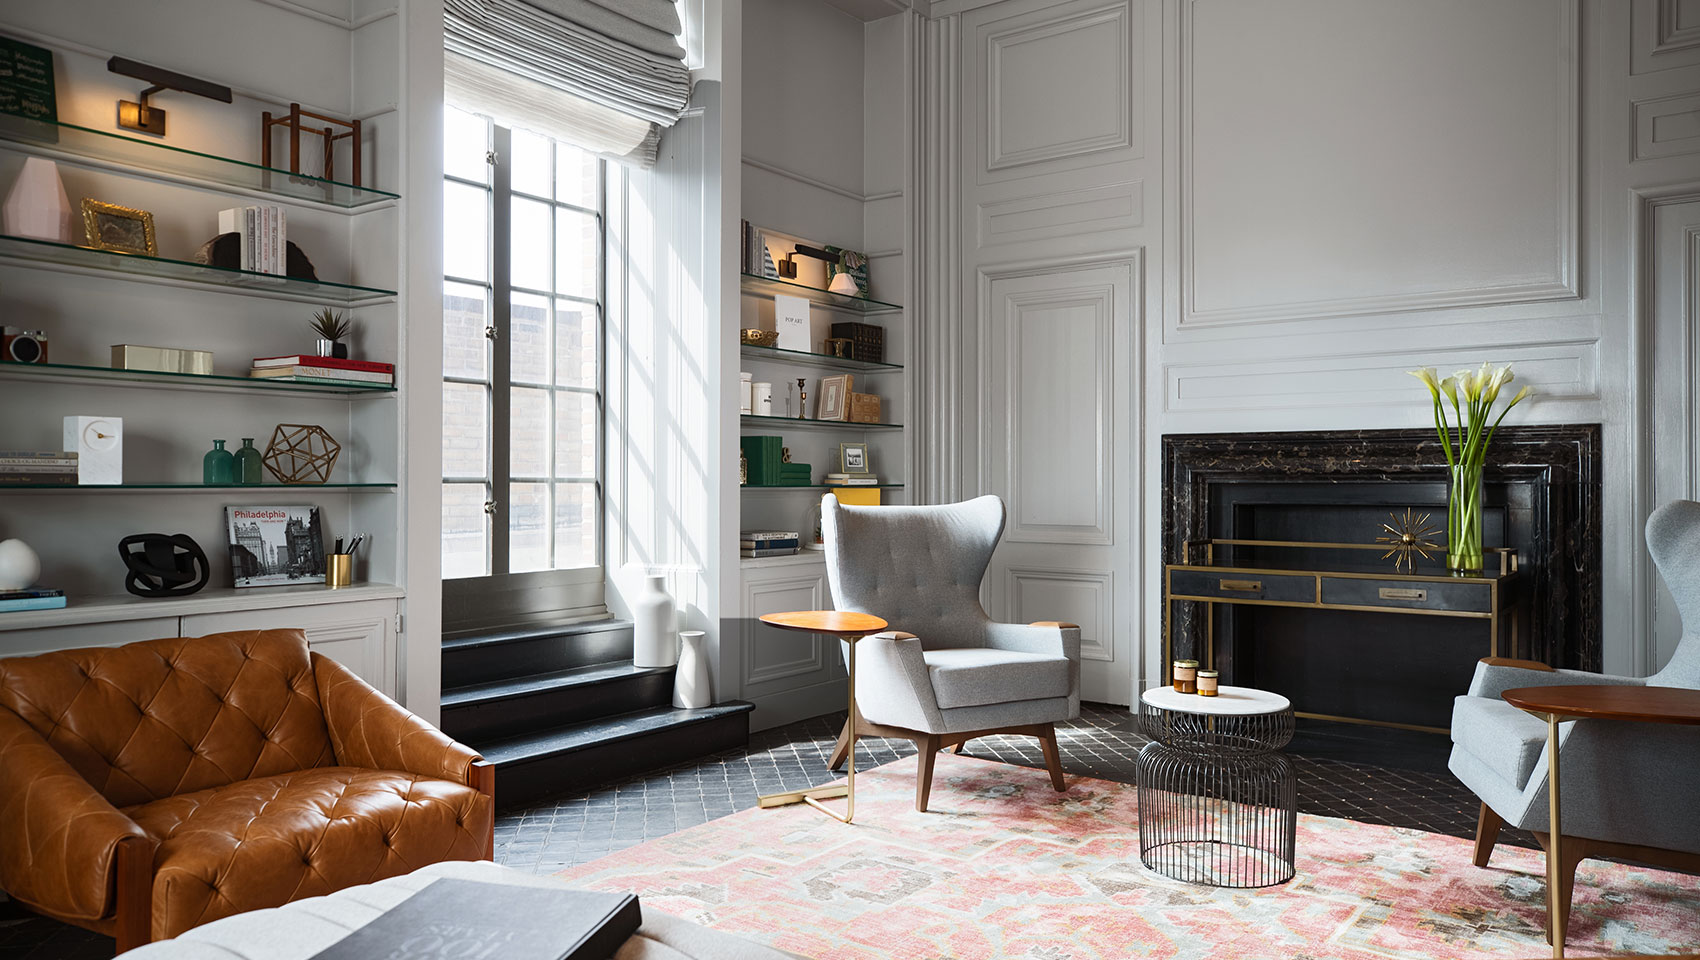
[1407,363,1533,573]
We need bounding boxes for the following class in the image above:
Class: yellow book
[830,487,882,506]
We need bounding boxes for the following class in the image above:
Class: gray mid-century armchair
[1448,498,1700,939]
[821,494,1081,812]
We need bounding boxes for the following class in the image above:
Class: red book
[252,355,395,374]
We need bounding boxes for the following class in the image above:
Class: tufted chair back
[1648,499,1700,687]
[823,494,1004,649]
[0,629,335,807]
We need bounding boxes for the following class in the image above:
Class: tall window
[441,107,604,626]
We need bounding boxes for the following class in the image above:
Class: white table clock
[63,416,122,485]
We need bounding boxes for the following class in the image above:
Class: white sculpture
[3,157,75,243]
[0,539,41,590]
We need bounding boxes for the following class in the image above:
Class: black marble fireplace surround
[1161,427,1602,730]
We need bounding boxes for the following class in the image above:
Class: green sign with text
[0,36,56,122]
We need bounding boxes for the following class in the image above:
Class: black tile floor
[0,703,1531,959]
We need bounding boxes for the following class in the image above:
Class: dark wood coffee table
[754,610,888,823]
[1501,685,1700,958]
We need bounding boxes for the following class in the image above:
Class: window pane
[510,386,550,479]
[510,129,551,198]
[442,482,489,579]
[555,208,596,299]
[554,482,597,569]
[555,391,596,479]
[444,281,489,380]
[556,299,597,388]
[511,197,552,292]
[444,107,488,184]
[510,292,550,385]
[556,145,597,208]
[510,482,550,572]
[444,181,489,282]
[442,383,488,478]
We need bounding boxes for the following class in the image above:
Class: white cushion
[924,647,1070,709]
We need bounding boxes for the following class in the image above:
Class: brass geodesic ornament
[262,424,341,484]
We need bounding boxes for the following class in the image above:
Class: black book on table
[308,878,641,960]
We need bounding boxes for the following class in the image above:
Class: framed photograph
[838,441,871,476]
[817,374,853,421]
[81,199,157,256]
[226,505,325,587]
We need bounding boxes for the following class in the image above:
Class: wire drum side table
[1137,685,1297,888]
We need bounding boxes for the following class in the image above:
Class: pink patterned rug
[555,754,1700,959]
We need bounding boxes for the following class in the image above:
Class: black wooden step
[441,620,634,685]
[441,661,675,743]
[481,702,755,808]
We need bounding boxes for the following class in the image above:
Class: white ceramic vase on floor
[631,574,677,668]
[673,630,711,708]
[3,158,74,243]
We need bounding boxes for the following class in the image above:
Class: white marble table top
[1141,684,1291,716]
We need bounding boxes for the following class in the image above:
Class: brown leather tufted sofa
[0,629,494,954]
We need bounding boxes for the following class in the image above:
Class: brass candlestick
[796,378,807,419]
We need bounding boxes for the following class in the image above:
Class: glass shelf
[0,482,396,493]
[0,235,396,304]
[741,484,904,490]
[0,116,399,209]
[739,344,902,372]
[739,273,901,314]
[0,361,395,397]
[741,414,903,430]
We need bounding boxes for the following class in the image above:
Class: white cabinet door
[180,599,398,696]
[0,619,181,659]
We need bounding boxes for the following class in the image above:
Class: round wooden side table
[754,610,888,823]
[1137,684,1297,887]
[1500,684,1700,958]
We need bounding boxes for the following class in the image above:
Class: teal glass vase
[203,439,235,485]
[235,437,264,485]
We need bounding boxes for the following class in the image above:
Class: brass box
[111,344,214,375]
[848,392,881,424]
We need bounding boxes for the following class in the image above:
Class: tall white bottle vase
[631,574,678,668]
[3,158,75,243]
[673,631,711,708]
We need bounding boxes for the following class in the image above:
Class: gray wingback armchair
[1449,499,1700,938]
[821,494,1081,812]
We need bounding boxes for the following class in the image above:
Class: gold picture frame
[817,374,852,421]
[838,441,871,476]
[81,199,158,256]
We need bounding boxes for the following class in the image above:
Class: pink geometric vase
[3,157,75,243]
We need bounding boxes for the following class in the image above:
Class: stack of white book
[824,474,879,486]
[219,205,288,276]
[741,530,799,558]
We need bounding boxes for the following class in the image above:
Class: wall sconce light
[777,243,841,280]
[107,57,233,137]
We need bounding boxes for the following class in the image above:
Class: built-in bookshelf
[0,38,406,638]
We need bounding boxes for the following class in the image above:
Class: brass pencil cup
[326,553,353,588]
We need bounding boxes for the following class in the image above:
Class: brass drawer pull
[1218,579,1263,592]
[1379,587,1428,602]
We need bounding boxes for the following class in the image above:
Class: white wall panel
[1178,0,1578,328]
[1634,92,1700,160]
[1005,566,1113,662]
[1633,0,1700,74]
[977,180,1142,246]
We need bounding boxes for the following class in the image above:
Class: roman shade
[444,0,693,167]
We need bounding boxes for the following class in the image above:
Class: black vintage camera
[0,326,48,364]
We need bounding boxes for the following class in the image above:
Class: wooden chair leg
[915,734,941,812]
[1037,723,1066,792]
[1473,802,1503,868]
[471,760,497,860]
[1534,832,1589,946]
[113,835,156,954]
[950,739,969,755]
[827,717,854,772]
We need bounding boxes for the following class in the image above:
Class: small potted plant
[310,308,352,360]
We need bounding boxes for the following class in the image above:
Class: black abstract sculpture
[118,533,210,598]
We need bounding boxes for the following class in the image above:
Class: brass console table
[1163,539,1522,734]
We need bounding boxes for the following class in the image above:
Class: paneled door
[981,258,1136,704]
[1646,191,1700,672]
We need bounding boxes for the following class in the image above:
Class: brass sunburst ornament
[1376,508,1441,572]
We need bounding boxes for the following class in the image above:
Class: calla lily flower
[1439,376,1460,406]
[1407,367,1441,401]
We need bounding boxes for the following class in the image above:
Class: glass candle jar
[1197,669,1219,697]
[1172,659,1199,694]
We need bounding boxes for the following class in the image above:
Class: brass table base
[757,632,859,823]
